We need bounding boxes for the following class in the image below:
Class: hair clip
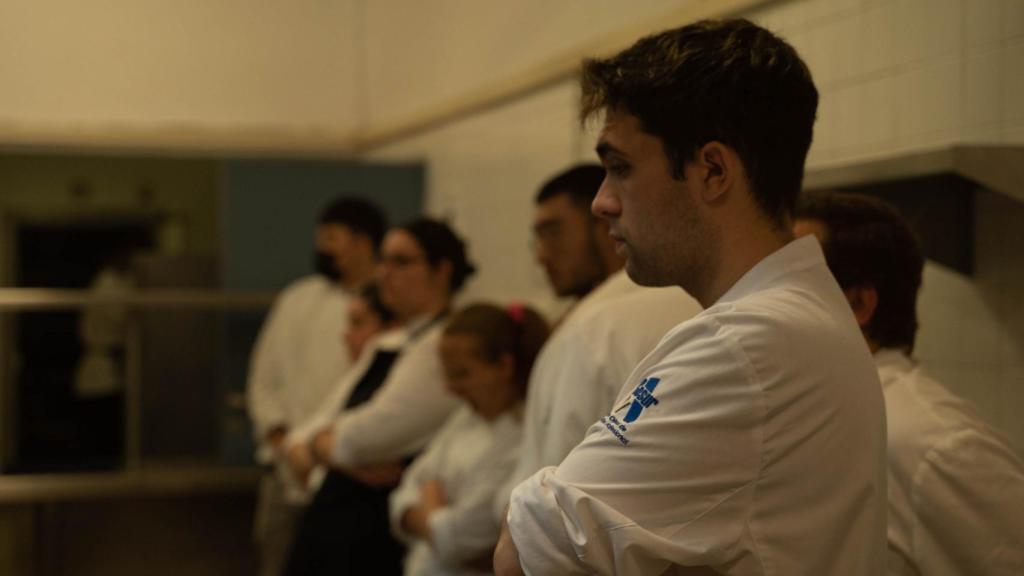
[506,302,526,325]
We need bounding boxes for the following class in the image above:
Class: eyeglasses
[379,253,427,268]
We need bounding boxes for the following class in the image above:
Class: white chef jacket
[877,349,1024,576]
[390,406,523,576]
[246,275,352,462]
[328,316,462,468]
[496,279,703,524]
[282,326,408,501]
[512,283,701,480]
[508,236,887,575]
[510,270,645,480]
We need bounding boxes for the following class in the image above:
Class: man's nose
[591,177,619,219]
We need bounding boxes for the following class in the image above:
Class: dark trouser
[283,470,405,576]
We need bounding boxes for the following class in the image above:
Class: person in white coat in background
[498,165,701,520]
[496,18,887,575]
[284,218,475,576]
[246,197,386,576]
[390,303,550,576]
[282,282,399,502]
[795,190,1024,576]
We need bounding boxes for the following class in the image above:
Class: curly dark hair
[581,18,818,226]
[319,197,388,251]
[398,218,477,294]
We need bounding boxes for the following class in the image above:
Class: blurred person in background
[246,197,386,576]
[495,164,701,523]
[275,282,399,505]
[389,303,549,576]
[795,190,1024,576]
[284,218,475,576]
[343,282,397,362]
[74,245,136,464]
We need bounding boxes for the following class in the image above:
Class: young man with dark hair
[496,19,886,575]
[246,196,386,576]
[499,165,702,523]
[795,190,1024,576]
[532,163,621,298]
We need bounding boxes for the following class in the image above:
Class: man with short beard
[496,19,886,575]
[498,166,700,518]
[795,190,1024,576]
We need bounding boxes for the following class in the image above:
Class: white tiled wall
[366,0,1024,449]
[916,190,1024,448]
[760,0,1024,166]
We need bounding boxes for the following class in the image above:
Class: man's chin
[624,260,671,288]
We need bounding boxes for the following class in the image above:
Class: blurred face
[592,109,718,289]
[376,230,446,321]
[439,333,516,421]
[343,296,385,361]
[315,224,361,278]
[533,194,605,298]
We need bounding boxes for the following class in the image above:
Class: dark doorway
[13,220,156,473]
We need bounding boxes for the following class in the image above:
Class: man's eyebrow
[595,140,627,160]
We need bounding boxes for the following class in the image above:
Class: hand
[311,429,334,464]
[267,426,288,454]
[400,479,448,542]
[419,479,448,515]
[346,462,405,487]
[286,443,314,486]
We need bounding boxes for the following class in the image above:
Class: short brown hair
[581,18,818,226]
[443,303,550,397]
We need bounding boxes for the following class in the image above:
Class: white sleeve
[388,413,462,545]
[428,428,522,568]
[911,428,1024,575]
[507,324,761,575]
[284,358,368,450]
[246,294,291,443]
[330,329,460,467]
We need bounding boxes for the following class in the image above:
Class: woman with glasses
[283,218,477,576]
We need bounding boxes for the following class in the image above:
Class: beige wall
[360,0,685,129]
[0,0,358,137]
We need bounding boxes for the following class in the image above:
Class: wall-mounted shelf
[804,145,1024,276]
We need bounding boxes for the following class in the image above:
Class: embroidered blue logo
[623,377,660,423]
[600,376,662,446]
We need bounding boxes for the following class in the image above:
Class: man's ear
[693,141,739,204]
[844,284,879,329]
